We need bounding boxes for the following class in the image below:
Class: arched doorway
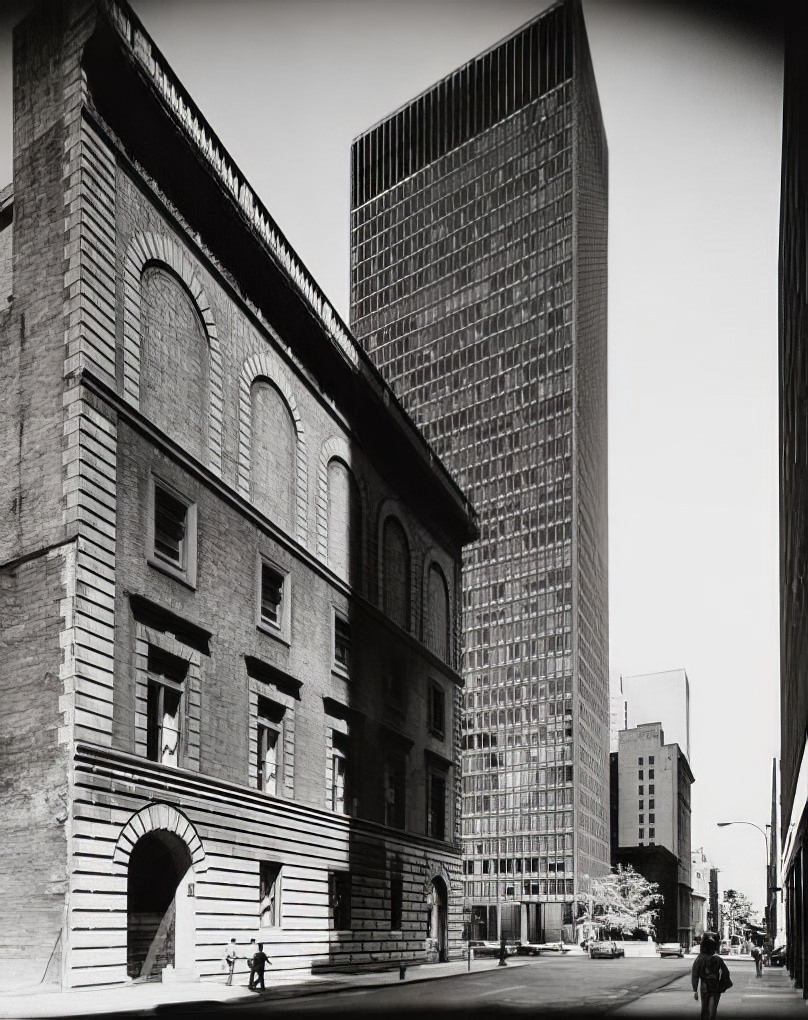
[127,831,192,980]
[428,877,449,962]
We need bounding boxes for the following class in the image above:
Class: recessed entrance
[428,877,449,962]
[127,831,192,980]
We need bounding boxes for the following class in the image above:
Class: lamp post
[716,821,773,944]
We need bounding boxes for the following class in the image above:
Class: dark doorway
[429,877,449,962]
[127,831,192,980]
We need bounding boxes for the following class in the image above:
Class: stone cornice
[102,0,359,374]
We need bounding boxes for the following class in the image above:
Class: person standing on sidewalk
[751,943,764,977]
[692,934,732,1019]
[249,942,271,990]
[223,938,238,986]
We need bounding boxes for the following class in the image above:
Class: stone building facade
[0,0,476,988]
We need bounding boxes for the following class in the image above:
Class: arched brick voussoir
[122,230,224,477]
[111,803,208,874]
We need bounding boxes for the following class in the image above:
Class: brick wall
[1,0,470,985]
[0,548,71,985]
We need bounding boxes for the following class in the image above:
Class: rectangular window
[329,871,352,930]
[146,646,187,767]
[649,827,655,838]
[649,812,655,823]
[649,798,655,809]
[649,756,654,764]
[638,814,644,824]
[638,828,644,839]
[154,487,187,566]
[331,731,348,813]
[333,613,351,675]
[427,768,447,841]
[260,564,282,627]
[638,757,643,766]
[648,768,655,779]
[385,749,406,829]
[429,682,446,739]
[638,769,643,780]
[638,800,644,810]
[259,862,282,928]
[390,876,403,930]
[638,785,644,796]
[149,479,197,586]
[257,697,285,795]
[649,784,655,795]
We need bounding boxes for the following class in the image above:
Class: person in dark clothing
[249,943,270,991]
[691,934,732,1019]
[751,943,763,977]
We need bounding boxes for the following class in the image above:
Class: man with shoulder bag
[691,934,732,1019]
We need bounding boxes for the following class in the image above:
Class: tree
[584,865,662,938]
[721,889,757,936]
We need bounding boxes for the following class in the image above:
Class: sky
[0,0,785,920]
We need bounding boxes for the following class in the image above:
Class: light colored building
[691,848,710,940]
[622,669,690,763]
[609,671,626,753]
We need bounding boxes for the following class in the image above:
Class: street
[121,955,806,1020]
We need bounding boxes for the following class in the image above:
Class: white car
[658,942,684,958]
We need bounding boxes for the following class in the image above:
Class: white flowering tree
[584,865,662,938]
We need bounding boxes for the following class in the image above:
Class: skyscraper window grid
[351,0,609,943]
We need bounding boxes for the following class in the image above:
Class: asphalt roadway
[2,953,805,1020]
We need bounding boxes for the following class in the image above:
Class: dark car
[589,941,624,959]
[769,945,787,967]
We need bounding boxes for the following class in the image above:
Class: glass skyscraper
[350,0,609,943]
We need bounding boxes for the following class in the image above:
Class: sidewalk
[611,958,808,1016]
[0,956,526,1018]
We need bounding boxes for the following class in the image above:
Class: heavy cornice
[79,0,478,545]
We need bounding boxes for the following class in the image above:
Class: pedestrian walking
[249,942,270,990]
[751,943,763,977]
[223,938,238,986]
[692,934,732,1019]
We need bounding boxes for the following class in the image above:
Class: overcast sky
[0,0,784,918]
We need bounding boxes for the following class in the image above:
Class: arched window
[141,266,208,460]
[251,380,296,531]
[327,458,362,586]
[383,516,410,630]
[426,563,450,662]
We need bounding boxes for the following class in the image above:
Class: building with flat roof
[350,0,609,942]
[611,723,694,945]
[0,0,477,987]
[622,669,690,763]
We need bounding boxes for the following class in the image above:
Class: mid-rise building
[349,0,609,944]
[609,671,626,753]
[0,0,477,987]
[611,724,694,945]
[622,669,690,764]
[780,2,808,992]
[691,849,710,942]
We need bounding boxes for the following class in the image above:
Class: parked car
[465,940,516,959]
[658,942,684,958]
[769,945,787,967]
[589,941,624,959]
[516,941,570,956]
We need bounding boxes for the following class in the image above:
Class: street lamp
[716,821,773,944]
